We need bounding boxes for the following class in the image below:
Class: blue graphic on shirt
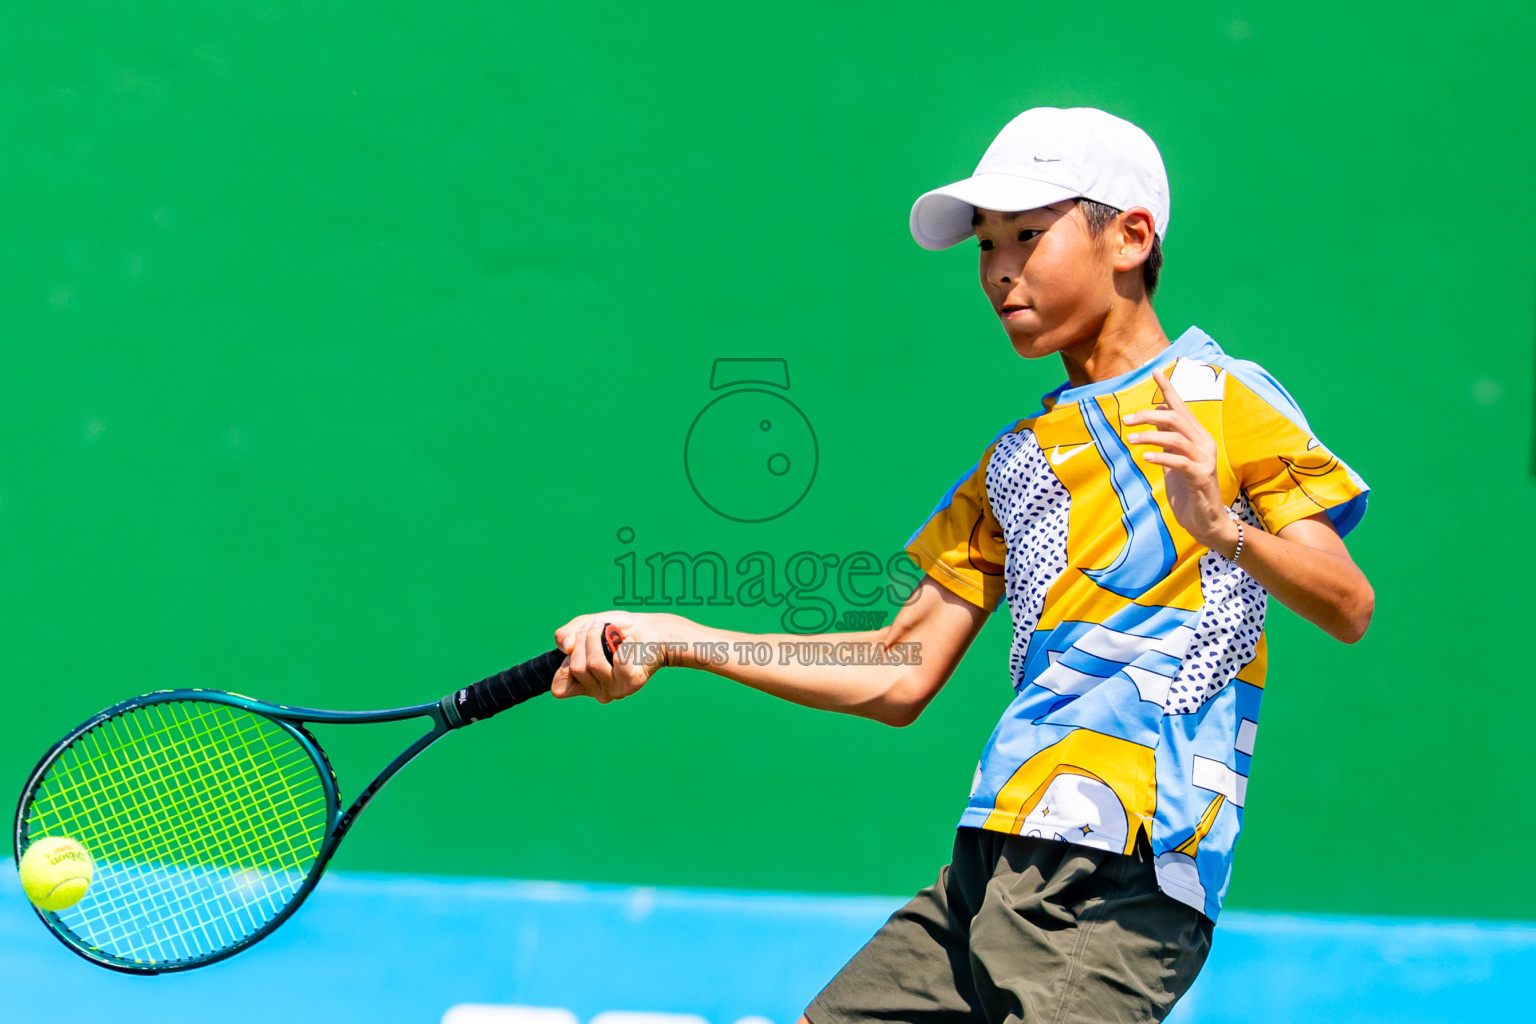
[1079,396,1176,599]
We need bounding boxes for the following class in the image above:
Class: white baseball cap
[910,107,1170,250]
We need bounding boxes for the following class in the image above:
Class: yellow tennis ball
[18,836,95,912]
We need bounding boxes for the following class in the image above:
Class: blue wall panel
[2,870,1530,1023]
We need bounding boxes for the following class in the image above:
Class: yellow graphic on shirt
[1174,793,1226,857]
[982,731,1156,855]
[905,356,1365,624]
[907,364,1222,624]
[1035,372,1221,625]
[1156,793,1228,907]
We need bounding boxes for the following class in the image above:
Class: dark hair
[1078,199,1162,299]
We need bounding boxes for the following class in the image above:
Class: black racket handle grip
[442,624,622,729]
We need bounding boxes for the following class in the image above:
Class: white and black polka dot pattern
[985,432,1072,685]
[1164,496,1267,715]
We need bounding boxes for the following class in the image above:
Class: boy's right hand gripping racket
[12,623,625,974]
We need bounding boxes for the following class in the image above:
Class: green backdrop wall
[3,1,1533,920]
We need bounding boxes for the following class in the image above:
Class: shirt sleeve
[904,434,1011,610]
[1222,366,1369,537]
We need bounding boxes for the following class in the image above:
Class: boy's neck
[1057,300,1170,388]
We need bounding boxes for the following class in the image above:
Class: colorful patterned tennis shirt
[906,326,1368,921]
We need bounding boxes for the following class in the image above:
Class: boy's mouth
[1000,304,1031,320]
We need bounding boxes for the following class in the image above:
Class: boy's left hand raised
[1123,369,1239,555]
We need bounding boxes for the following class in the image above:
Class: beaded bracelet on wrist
[1226,507,1245,564]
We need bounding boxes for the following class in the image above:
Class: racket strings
[36,705,319,870]
[38,703,324,961]
[24,700,330,966]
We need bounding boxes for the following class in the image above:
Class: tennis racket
[12,624,623,975]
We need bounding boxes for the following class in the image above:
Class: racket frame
[12,688,450,975]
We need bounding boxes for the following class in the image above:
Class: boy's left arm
[1125,369,1375,644]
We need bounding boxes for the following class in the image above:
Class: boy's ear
[1111,208,1157,274]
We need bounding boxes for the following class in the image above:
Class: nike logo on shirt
[1050,442,1094,466]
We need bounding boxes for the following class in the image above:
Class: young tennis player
[553,107,1373,1023]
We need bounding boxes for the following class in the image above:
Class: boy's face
[973,201,1118,360]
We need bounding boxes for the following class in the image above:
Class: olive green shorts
[804,828,1213,1024]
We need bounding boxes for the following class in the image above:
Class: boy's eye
[978,239,994,251]
[1018,229,1042,243]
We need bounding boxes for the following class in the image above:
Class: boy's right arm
[551,574,990,727]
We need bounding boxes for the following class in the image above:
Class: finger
[1143,445,1215,473]
[552,662,581,700]
[1126,403,1215,452]
[557,610,637,652]
[1151,368,1190,413]
[1122,407,1182,429]
[551,658,591,700]
[610,640,645,697]
[1130,404,1216,451]
[555,614,601,654]
[1126,426,1198,449]
[1141,451,1200,473]
[600,610,637,633]
[1125,429,1199,456]
[1126,408,1201,436]
[584,622,616,701]
[567,621,598,694]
